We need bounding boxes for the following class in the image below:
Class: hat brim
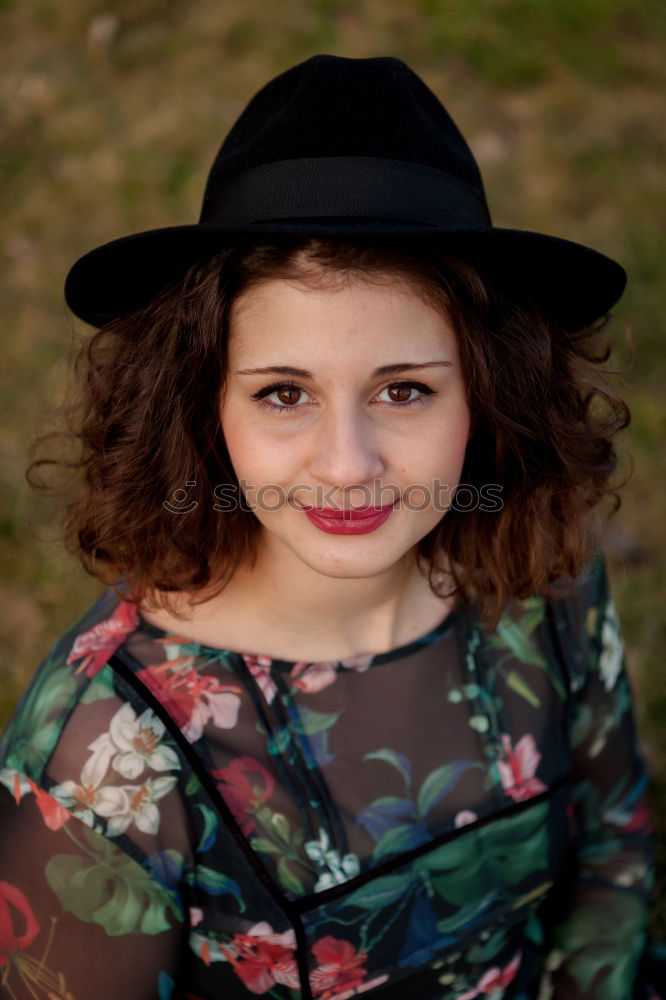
[64,220,626,332]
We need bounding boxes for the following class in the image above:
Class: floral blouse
[0,550,663,999]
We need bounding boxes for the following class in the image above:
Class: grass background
[1,0,664,935]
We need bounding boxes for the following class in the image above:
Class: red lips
[299,502,396,535]
[299,504,394,519]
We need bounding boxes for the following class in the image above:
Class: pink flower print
[243,654,278,704]
[455,809,478,828]
[291,654,372,694]
[309,936,370,998]
[212,757,276,836]
[497,734,547,803]
[291,661,339,693]
[138,653,242,742]
[458,949,522,999]
[67,600,139,678]
[227,921,300,993]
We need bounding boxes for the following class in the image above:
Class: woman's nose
[307,405,386,495]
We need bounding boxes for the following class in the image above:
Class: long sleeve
[0,634,191,999]
[0,772,185,999]
[538,551,658,999]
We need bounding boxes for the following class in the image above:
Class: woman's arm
[0,638,191,1000]
[0,770,185,999]
[540,551,658,999]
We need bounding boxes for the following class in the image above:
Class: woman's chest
[155,606,575,998]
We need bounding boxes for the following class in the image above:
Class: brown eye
[387,384,414,403]
[276,386,301,406]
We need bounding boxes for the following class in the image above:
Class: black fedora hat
[64,54,626,331]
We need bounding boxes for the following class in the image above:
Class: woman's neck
[140,544,457,663]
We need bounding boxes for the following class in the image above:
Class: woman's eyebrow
[235,361,453,376]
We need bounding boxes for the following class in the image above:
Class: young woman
[0,54,663,1000]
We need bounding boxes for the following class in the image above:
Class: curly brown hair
[28,237,630,629]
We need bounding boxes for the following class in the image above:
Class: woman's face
[219,272,471,581]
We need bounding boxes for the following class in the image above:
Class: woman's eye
[376,381,437,407]
[251,382,310,412]
[250,379,436,414]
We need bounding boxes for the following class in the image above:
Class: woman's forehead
[227,274,456,361]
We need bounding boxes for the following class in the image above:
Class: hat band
[200,156,492,229]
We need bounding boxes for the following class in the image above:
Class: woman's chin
[288,537,420,582]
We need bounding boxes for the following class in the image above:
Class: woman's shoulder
[0,589,149,786]
[0,590,194,934]
[543,546,621,696]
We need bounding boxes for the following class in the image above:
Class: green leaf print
[487,610,565,700]
[185,772,202,796]
[506,670,540,708]
[269,811,292,845]
[80,664,116,704]
[488,619,547,669]
[250,836,282,854]
[373,823,426,860]
[341,872,413,911]
[518,598,546,636]
[420,801,550,908]
[414,830,479,872]
[293,706,342,735]
[277,857,305,894]
[187,865,246,910]
[363,749,412,789]
[549,892,648,996]
[435,894,500,934]
[2,660,75,775]
[45,826,183,935]
[481,800,550,884]
[417,761,483,820]
[195,803,218,852]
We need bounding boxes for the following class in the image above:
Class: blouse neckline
[135,600,463,672]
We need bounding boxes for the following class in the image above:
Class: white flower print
[50,739,115,827]
[598,599,624,692]
[49,703,180,834]
[305,826,361,892]
[95,774,177,835]
[88,703,180,780]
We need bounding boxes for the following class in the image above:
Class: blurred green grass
[1,0,664,935]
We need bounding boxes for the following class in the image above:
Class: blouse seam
[234,652,328,853]
[270,666,350,860]
[292,777,572,914]
[109,650,319,1000]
